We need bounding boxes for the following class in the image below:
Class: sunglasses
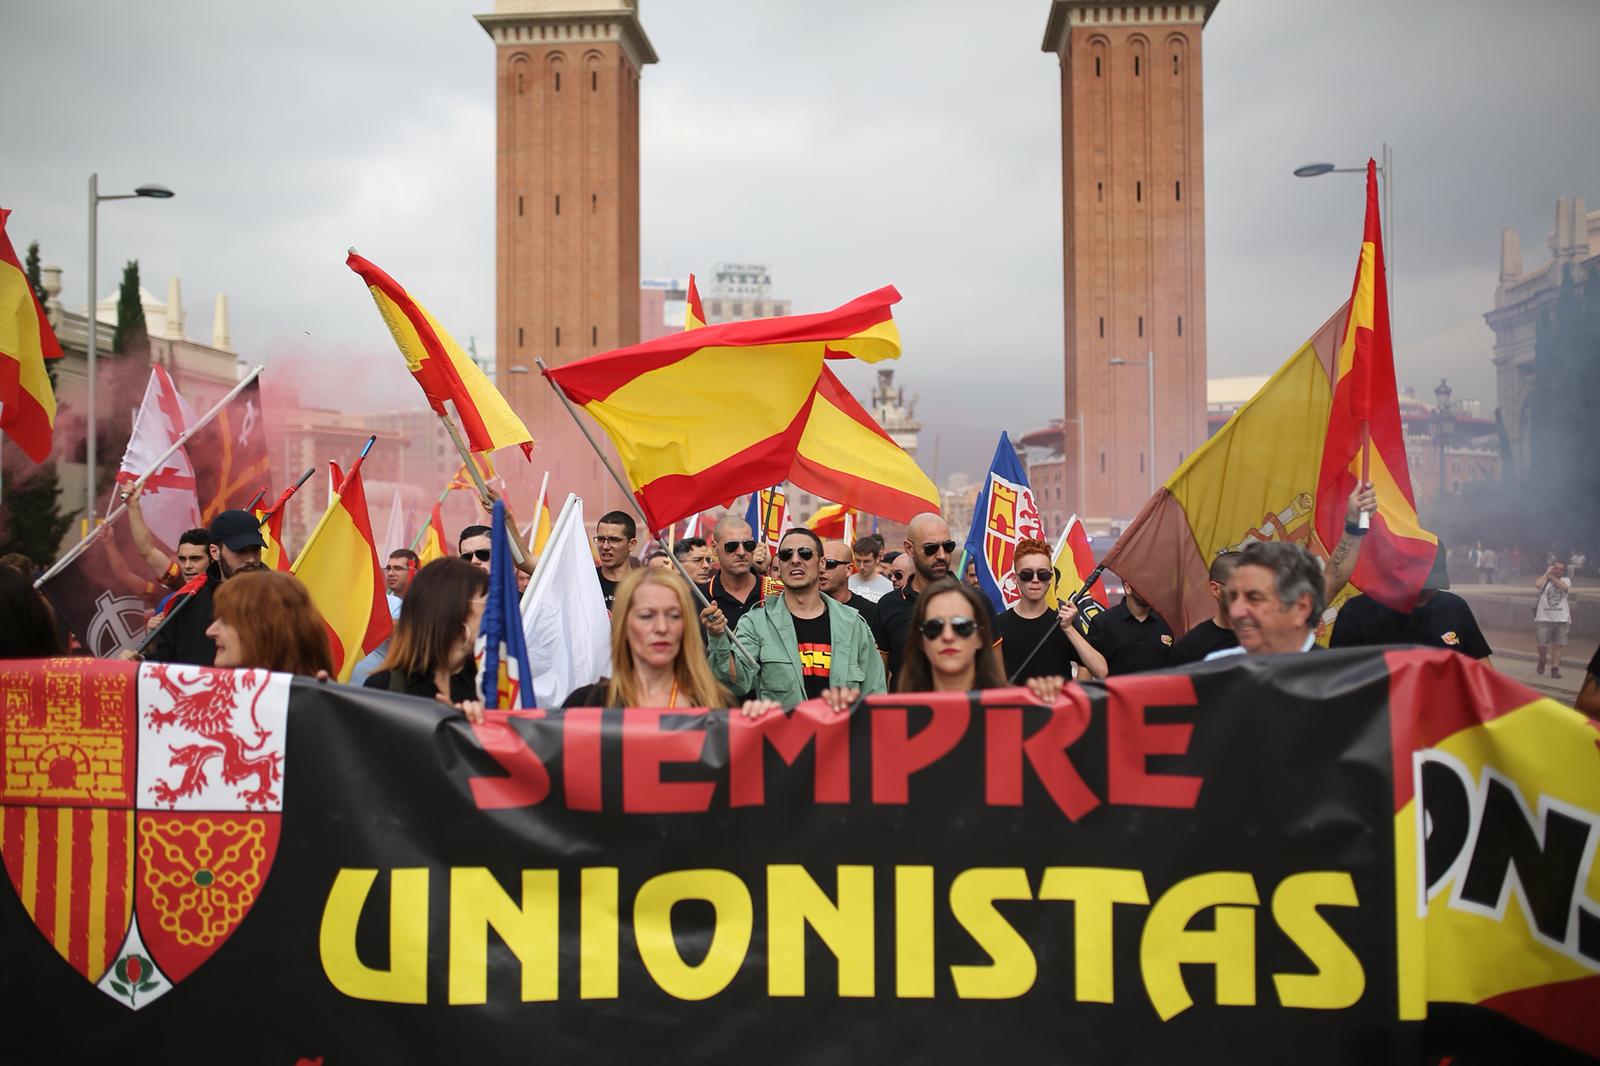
[920,540,958,557]
[920,616,977,640]
[822,559,849,571]
[460,548,492,562]
[723,539,758,553]
[776,546,815,562]
[1016,568,1054,584]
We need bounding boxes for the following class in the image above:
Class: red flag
[189,376,271,523]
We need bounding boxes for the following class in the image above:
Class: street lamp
[1293,142,1393,318]
[1433,377,1454,503]
[1109,352,1156,496]
[86,174,174,522]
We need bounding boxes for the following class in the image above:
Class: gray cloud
[3,0,1595,486]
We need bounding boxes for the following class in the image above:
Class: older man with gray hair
[1209,541,1328,658]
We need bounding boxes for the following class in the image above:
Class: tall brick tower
[1043,1,1214,528]
[476,0,656,520]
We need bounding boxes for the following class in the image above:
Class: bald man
[873,512,993,682]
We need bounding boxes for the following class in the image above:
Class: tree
[113,259,146,354]
[0,461,77,564]
[24,240,46,310]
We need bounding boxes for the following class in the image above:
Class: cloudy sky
[4,0,1597,484]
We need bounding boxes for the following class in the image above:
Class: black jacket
[147,574,219,666]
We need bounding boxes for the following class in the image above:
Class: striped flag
[0,207,60,462]
[292,453,392,682]
[416,501,448,566]
[685,272,707,330]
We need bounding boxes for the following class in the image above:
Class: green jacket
[707,593,887,707]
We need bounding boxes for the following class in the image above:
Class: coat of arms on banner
[981,475,1043,606]
[0,659,289,1010]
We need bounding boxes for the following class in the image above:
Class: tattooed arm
[1325,481,1377,602]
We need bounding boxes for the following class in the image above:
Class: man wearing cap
[1330,543,1493,662]
[146,509,267,666]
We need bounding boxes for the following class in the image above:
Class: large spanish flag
[0,208,60,463]
[292,453,392,682]
[347,251,533,459]
[1314,162,1436,611]
[545,286,937,530]
[1102,305,1350,634]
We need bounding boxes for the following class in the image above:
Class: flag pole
[243,488,268,514]
[259,466,315,528]
[437,409,526,566]
[1006,563,1107,684]
[534,357,761,676]
[36,364,266,589]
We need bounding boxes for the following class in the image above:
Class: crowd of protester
[3,487,1598,722]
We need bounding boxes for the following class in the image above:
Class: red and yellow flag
[447,451,497,494]
[252,503,292,572]
[347,252,533,459]
[809,502,851,539]
[0,208,60,462]
[545,286,936,530]
[684,273,707,330]
[1314,161,1436,611]
[416,501,448,567]
[291,454,393,682]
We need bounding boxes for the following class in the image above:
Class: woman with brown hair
[896,576,1068,700]
[364,558,487,708]
[206,570,333,676]
[564,568,731,708]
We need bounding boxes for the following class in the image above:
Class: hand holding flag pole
[129,572,208,660]
[533,357,761,676]
[1006,563,1107,685]
[436,409,527,567]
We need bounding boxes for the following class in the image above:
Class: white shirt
[1204,630,1317,661]
[1535,577,1572,623]
[848,571,895,603]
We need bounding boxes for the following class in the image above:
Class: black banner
[1,649,1595,1064]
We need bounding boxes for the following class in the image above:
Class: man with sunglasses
[995,537,1107,683]
[821,540,881,639]
[874,512,996,680]
[699,515,766,634]
[592,510,638,612]
[704,528,886,706]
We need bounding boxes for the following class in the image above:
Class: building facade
[1485,195,1597,479]
[476,0,656,520]
[1042,0,1213,530]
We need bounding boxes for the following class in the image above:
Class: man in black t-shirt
[698,514,764,632]
[1330,548,1492,661]
[1169,552,1241,666]
[1087,584,1173,674]
[993,537,1107,683]
[592,510,637,613]
[821,540,881,640]
[876,513,996,681]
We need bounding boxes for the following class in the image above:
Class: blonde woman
[564,569,731,708]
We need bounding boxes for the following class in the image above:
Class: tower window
[1177,315,1183,337]
[1139,453,1145,473]
[591,325,597,345]
[1173,54,1180,74]
[591,193,597,213]
[1134,55,1141,76]
[555,195,560,215]
[554,71,561,92]
[555,327,561,347]
[516,72,524,94]
[591,71,598,91]
[1138,316,1144,337]
[1094,56,1101,77]
[517,327,524,347]
[1098,317,1105,338]
[1096,181,1103,202]
[517,195,524,217]
[1100,453,1106,474]
[1175,180,1181,202]
[1136,181,1142,202]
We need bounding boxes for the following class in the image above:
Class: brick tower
[476,0,656,521]
[1042,1,1214,528]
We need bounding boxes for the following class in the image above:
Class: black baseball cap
[209,509,267,552]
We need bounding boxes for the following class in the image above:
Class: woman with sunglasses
[897,577,1070,701]
[994,538,1108,684]
[365,558,488,719]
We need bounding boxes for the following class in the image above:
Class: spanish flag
[347,251,533,459]
[447,450,498,494]
[292,453,392,682]
[809,502,851,539]
[416,501,448,566]
[545,286,937,531]
[685,273,707,330]
[252,501,292,572]
[1314,161,1436,611]
[0,208,60,463]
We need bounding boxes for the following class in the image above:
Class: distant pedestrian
[1534,560,1573,678]
[847,536,894,602]
[1480,546,1498,584]
[1570,550,1587,581]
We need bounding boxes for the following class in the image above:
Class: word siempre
[319,863,1365,1017]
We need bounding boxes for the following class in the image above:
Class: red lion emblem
[146,669,281,809]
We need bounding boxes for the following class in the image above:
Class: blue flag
[961,432,1046,613]
[478,499,536,708]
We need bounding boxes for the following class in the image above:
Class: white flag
[520,493,611,707]
[115,365,200,548]
[382,488,406,558]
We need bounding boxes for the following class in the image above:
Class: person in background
[963,557,981,590]
[352,556,407,686]
[1087,582,1173,674]
[876,512,991,681]
[385,549,420,599]
[122,480,186,586]
[1534,559,1573,678]
[700,515,764,633]
[1479,545,1498,584]
[1,553,35,578]
[821,539,881,637]
[887,552,913,592]
[1330,544,1492,662]
[994,537,1107,683]
[672,537,713,585]
[1168,552,1241,666]
[848,536,894,602]
[1211,541,1325,658]
[562,569,730,709]
[147,509,267,666]
[0,566,65,658]
[645,549,673,571]
[206,571,333,676]
[364,558,487,718]
[705,527,885,708]
[896,577,1068,702]
[592,510,638,612]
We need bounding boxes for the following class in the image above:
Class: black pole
[132,579,205,660]
[1006,563,1107,684]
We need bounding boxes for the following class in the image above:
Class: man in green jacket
[703,527,886,707]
